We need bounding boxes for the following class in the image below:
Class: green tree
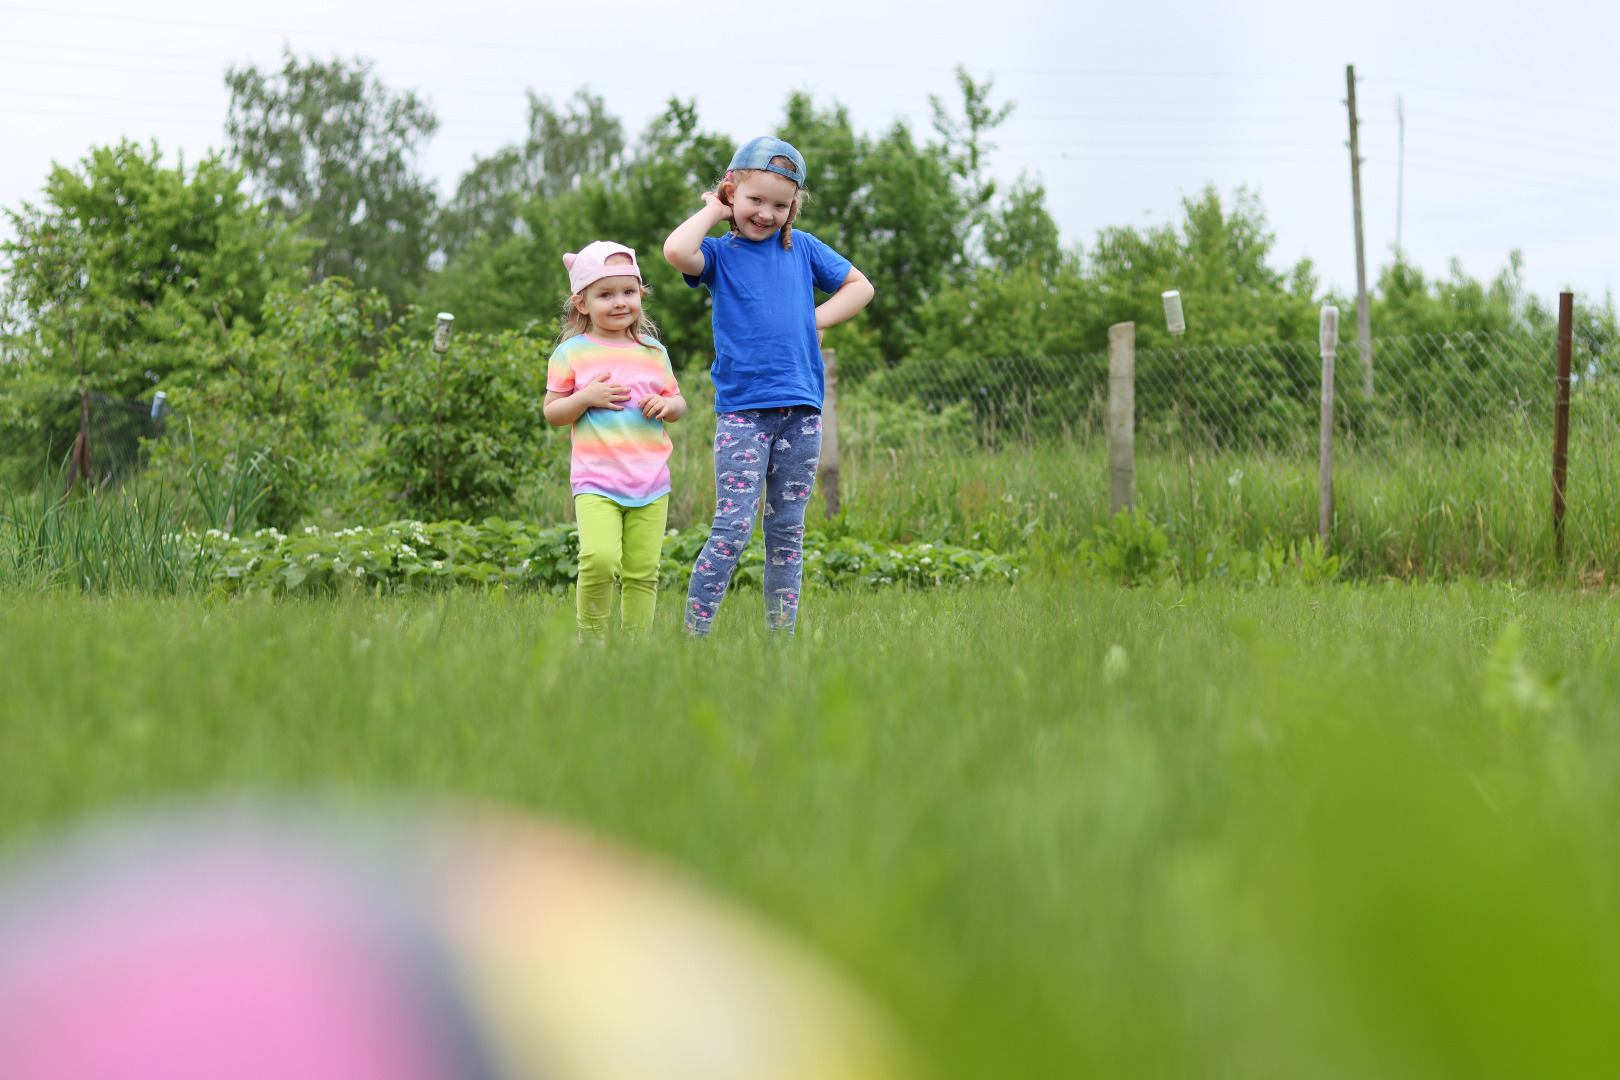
[422,97,732,368]
[930,64,1015,260]
[435,89,626,260]
[371,328,547,522]
[780,94,965,364]
[148,278,389,527]
[226,50,439,307]
[0,134,311,481]
[984,176,1062,277]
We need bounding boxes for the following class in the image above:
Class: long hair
[713,156,811,250]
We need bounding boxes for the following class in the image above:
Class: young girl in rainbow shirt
[543,242,686,638]
[663,137,874,638]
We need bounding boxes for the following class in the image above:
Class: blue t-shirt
[683,229,853,412]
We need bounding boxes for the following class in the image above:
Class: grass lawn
[4,581,1620,1078]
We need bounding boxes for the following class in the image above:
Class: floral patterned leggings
[685,406,822,636]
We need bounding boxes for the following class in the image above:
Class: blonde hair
[557,254,659,347]
[713,156,811,250]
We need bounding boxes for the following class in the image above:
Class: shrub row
[186,518,1022,596]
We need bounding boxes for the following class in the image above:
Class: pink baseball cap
[562,241,642,296]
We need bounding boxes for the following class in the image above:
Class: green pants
[574,493,669,636]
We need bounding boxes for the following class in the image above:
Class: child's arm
[543,374,630,426]
[662,193,731,276]
[815,266,875,333]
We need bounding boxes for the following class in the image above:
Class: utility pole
[1345,64,1373,397]
[1395,95,1406,257]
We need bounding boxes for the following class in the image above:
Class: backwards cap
[561,241,642,296]
[726,137,806,187]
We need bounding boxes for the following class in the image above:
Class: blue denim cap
[726,136,806,187]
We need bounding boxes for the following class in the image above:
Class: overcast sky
[3,0,1616,307]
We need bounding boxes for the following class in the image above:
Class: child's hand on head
[578,372,630,411]
[701,190,733,221]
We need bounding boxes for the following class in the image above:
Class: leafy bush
[148,279,389,526]
[370,329,551,523]
[188,519,1022,596]
[1083,509,1171,586]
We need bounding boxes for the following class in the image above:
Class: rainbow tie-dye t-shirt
[546,333,681,507]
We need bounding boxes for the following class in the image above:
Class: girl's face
[728,172,799,242]
[573,275,643,339]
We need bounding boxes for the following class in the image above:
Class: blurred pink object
[0,824,477,1080]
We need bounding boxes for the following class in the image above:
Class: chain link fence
[0,390,170,493]
[6,335,1608,581]
[806,327,1613,578]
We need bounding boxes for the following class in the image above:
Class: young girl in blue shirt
[663,136,874,637]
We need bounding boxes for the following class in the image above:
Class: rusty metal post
[1553,292,1573,563]
[821,348,841,518]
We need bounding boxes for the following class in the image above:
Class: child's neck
[588,324,634,344]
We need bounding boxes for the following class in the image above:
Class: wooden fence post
[1107,322,1135,515]
[1318,305,1340,544]
[821,348,841,519]
[1553,291,1573,563]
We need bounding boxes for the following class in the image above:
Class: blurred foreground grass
[3,582,1620,1078]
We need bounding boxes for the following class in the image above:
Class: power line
[1363,74,1620,119]
[0,5,1329,81]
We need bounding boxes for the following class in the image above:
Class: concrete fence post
[1107,322,1135,515]
[821,348,841,519]
[1318,305,1340,544]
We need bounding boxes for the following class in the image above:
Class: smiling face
[572,272,644,341]
[726,171,800,242]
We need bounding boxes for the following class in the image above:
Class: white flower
[305,526,319,535]
[432,560,444,570]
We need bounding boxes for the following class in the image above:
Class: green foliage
[226,50,439,307]
[370,330,549,522]
[907,185,1318,366]
[148,278,389,526]
[1082,509,1170,586]
[420,97,733,369]
[0,479,205,593]
[780,89,974,364]
[435,89,626,259]
[0,139,310,402]
[9,586,1620,1079]
[185,518,1020,597]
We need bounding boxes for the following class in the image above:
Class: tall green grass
[827,431,1610,580]
[3,584,1620,1078]
[0,482,204,594]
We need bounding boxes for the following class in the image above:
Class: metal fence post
[1553,292,1573,564]
[1107,323,1135,515]
[821,348,841,519]
[1318,306,1340,544]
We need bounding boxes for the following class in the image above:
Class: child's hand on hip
[640,394,674,420]
[578,373,630,410]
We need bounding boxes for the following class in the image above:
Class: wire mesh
[0,390,170,492]
[816,328,1605,578]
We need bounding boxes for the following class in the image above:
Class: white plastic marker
[1161,290,1186,336]
[1319,305,1340,356]
[432,312,455,354]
